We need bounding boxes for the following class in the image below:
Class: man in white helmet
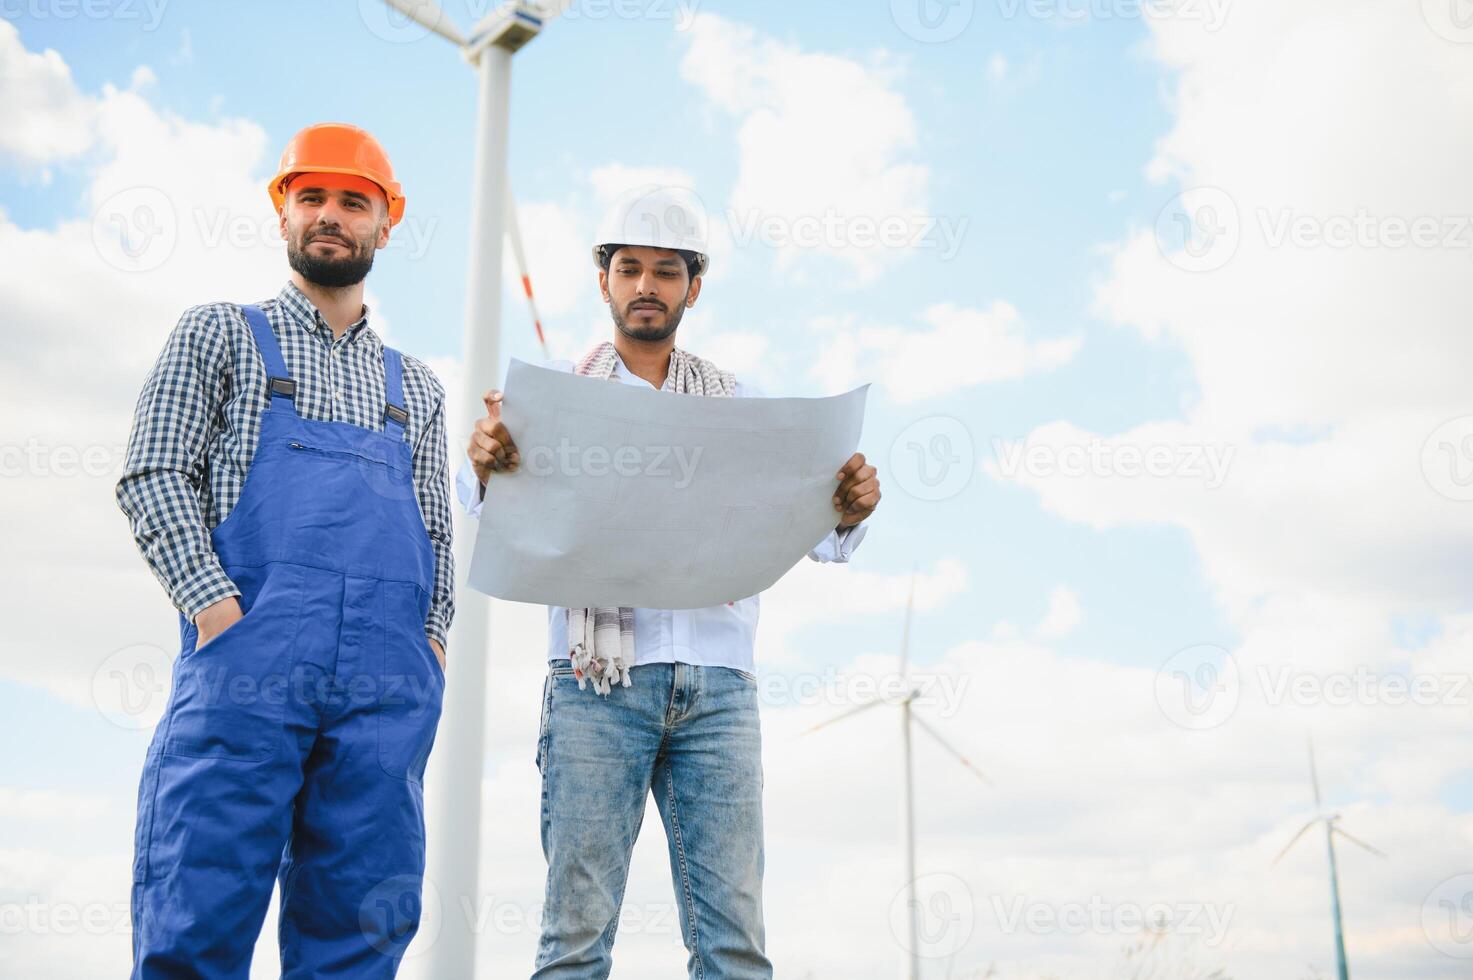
[457,186,880,979]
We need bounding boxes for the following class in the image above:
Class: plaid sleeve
[115,305,241,621]
[407,359,456,651]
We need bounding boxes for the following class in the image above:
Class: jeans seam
[662,758,705,979]
[602,807,643,953]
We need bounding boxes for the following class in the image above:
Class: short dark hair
[597,243,701,279]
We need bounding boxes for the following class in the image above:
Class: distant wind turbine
[1272,738,1387,980]
[802,571,988,980]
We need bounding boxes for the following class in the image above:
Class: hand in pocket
[195,596,244,650]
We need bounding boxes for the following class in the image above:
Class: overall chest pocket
[287,439,416,503]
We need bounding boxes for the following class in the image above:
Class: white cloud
[812,301,1081,402]
[0,21,96,167]
[586,163,696,209]
[678,13,931,283]
[968,7,1473,972]
[970,6,1473,972]
[0,42,284,709]
[994,1,1473,614]
[1033,584,1081,639]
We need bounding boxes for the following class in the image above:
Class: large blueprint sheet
[468,359,869,609]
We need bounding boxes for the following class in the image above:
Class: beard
[287,227,376,288]
[610,292,689,342]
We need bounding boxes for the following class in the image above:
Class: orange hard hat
[268,122,405,226]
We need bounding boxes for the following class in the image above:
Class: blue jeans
[532,659,773,980]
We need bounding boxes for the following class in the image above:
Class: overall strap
[240,304,297,416]
[382,347,408,441]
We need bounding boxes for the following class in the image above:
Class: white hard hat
[592,185,709,277]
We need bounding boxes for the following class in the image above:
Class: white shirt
[454,353,867,672]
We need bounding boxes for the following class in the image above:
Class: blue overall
[130,305,445,978]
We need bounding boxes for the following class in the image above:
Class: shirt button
[333,389,343,401]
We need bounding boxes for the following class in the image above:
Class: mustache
[303,228,355,249]
[627,299,667,312]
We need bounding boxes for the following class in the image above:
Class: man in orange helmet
[118,122,454,978]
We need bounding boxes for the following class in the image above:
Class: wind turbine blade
[504,190,550,360]
[898,567,917,678]
[1332,826,1388,859]
[800,698,884,736]
[383,0,466,45]
[1308,736,1322,811]
[911,714,991,785]
[1271,819,1319,867]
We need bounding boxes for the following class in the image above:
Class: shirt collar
[277,280,377,348]
[609,350,665,390]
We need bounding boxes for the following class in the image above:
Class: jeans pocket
[535,674,553,773]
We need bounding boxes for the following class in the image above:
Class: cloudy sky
[3,0,1472,976]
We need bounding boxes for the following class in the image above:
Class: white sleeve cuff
[455,451,485,520]
[807,520,868,563]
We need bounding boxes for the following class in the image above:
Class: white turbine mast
[803,570,988,980]
[379,2,568,974]
[1272,737,1387,980]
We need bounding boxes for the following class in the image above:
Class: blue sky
[6,0,1227,672]
[4,2,1471,977]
